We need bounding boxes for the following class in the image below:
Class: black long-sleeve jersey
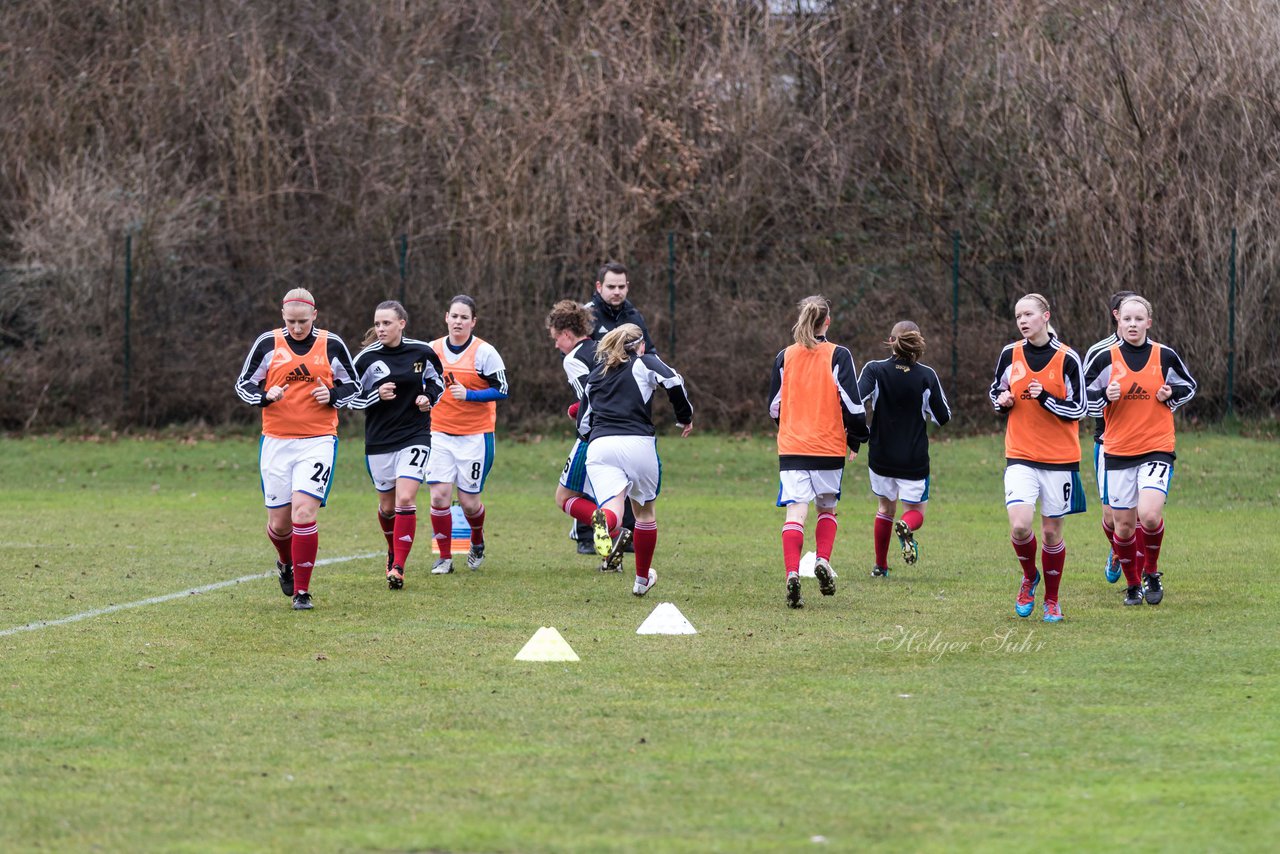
[235,327,360,409]
[577,353,693,440]
[1083,333,1120,443]
[988,336,1087,421]
[350,338,446,455]
[562,338,598,399]
[856,357,951,480]
[587,293,656,352]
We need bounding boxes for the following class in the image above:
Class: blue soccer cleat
[1015,570,1040,618]
[1104,551,1121,584]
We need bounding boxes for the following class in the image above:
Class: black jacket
[587,293,656,352]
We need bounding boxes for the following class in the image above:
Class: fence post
[123,232,133,407]
[951,231,960,396]
[1227,227,1237,417]
[667,231,676,358]
[397,233,409,305]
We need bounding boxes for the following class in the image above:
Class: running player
[856,320,951,578]
[989,293,1087,623]
[234,288,361,610]
[425,295,509,574]
[767,295,869,609]
[580,323,693,596]
[546,300,601,559]
[352,301,445,590]
[1084,294,1196,606]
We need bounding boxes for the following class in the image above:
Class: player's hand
[1156,383,1173,402]
[996,390,1014,408]
[266,383,288,403]
[1027,379,1043,398]
[848,449,858,460]
[378,383,397,401]
[678,422,693,438]
[311,384,331,405]
[448,383,467,401]
[415,394,431,411]
[1106,380,1121,402]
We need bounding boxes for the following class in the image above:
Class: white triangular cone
[636,602,697,635]
[514,627,580,661]
[798,551,836,578]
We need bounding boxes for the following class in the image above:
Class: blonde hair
[792,295,831,349]
[1118,294,1153,319]
[1016,292,1056,338]
[886,320,925,363]
[282,287,316,311]
[596,323,645,373]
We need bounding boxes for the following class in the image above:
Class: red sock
[873,513,893,567]
[1113,533,1140,585]
[267,525,292,564]
[431,507,453,558]
[633,520,657,578]
[378,509,395,553]
[465,504,486,545]
[562,496,596,526]
[599,507,620,536]
[1101,518,1115,554]
[1141,520,1164,573]
[1133,525,1147,575]
[392,505,416,567]
[1012,533,1038,580]
[1041,539,1065,602]
[901,508,924,531]
[291,521,318,593]
[782,521,804,575]
[815,511,838,561]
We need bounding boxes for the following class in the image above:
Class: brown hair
[545,299,593,338]
[886,320,925,363]
[362,300,408,346]
[792,295,831,349]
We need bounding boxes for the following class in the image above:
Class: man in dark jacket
[587,261,656,352]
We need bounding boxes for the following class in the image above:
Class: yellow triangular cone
[514,626,580,662]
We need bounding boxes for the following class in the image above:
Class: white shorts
[1004,464,1086,518]
[1105,460,1173,510]
[366,445,430,493]
[586,435,661,504]
[558,438,591,496]
[868,470,930,504]
[776,468,844,507]
[259,435,337,508]
[1093,442,1108,503]
[425,432,494,494]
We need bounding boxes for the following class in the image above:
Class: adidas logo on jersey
[895,364,911,372]
[1019,390,1036,399]
[1123,381,1151,400]
[283,364,314,384]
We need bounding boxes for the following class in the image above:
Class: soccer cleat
[600,528,632,573]
[632,568,656,597]
[431,557,454,575]
[870,565,890,578]
[276,560,294,597]
[814,557,836,596]
[291,591,313,610]
[1015,570,1040,618]
[1043,600,1063,623]
[387,564,404,590]
[1142,571,1164,605]
[1103,551,1121,584]
[576,539,597,555]
[385,550,394,574]
[786,573,803,608]
[466,542,486,570]
[1123,584,1144,606]
[591,508,613,557]
[894,520,918,565]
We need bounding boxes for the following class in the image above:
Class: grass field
[1,429,1277,852]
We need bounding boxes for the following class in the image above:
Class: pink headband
[283,298,315,308]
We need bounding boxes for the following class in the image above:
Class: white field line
[0,552,381,638]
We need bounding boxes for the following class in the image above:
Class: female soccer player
[1083,290,1137,584]
[352,301,445,590]
[425,295,509,574]
[581,323,693,596]
[767,295,869,609]
[856,321,951,578]
[234,288,361,610]
[1084,294,1196,606]
[545,300,600,559]
[989,293,1087,622]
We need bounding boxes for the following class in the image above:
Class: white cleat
[632,568,656,597]
[431,557,454,575]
